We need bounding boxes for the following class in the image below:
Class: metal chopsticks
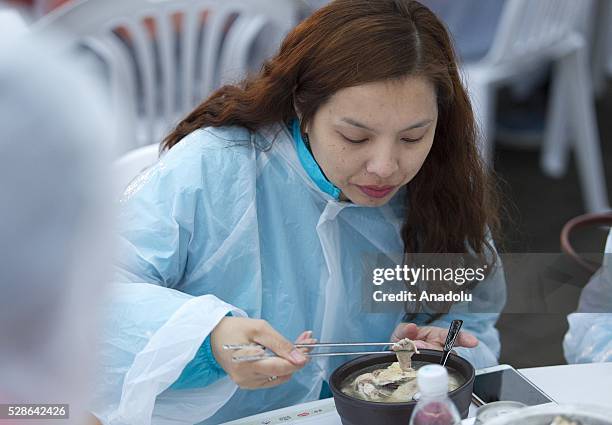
[223,342,399,363]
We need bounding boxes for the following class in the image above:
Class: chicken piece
[353,373,386,400]
[372,362,417,386]
[391,338,419,371]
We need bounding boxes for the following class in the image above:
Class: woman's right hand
[210,316,316,389]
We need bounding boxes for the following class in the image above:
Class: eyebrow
[340,117,433,133]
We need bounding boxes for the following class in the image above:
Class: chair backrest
[33,0,297,152]
[113,143,160,197]
[484,0,595,65]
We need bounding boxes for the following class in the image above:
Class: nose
[365,143,399,179]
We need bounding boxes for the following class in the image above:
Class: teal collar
[291,118,341,200]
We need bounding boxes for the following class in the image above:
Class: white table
[222,363,612,425]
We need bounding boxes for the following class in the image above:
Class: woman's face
[305,76,438,206]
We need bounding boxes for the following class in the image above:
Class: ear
[293,97,302,121]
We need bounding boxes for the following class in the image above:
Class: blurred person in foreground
[0,25,113,424]
[564,228,612,363]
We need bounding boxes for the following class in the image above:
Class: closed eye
[402,136,424,144]
[339,133,368,144]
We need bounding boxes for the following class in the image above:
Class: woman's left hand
[391,322,479,351]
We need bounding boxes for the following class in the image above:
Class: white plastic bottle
[409,364,462,425]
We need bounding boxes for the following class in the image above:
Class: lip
[356,185,396,199]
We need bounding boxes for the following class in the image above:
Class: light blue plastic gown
[92,123,506,425]
[564,229,612,363]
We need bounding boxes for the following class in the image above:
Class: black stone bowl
[329,349,475,425]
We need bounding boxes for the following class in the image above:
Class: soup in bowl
[329,349,475,425]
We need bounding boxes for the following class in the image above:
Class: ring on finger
[267,375,279,382]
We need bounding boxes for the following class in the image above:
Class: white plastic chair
[590,0,612,96]
[33,0,297,153]
[463,0,610,213]
[113,143,160,197]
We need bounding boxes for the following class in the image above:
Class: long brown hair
[162,0,500,261]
